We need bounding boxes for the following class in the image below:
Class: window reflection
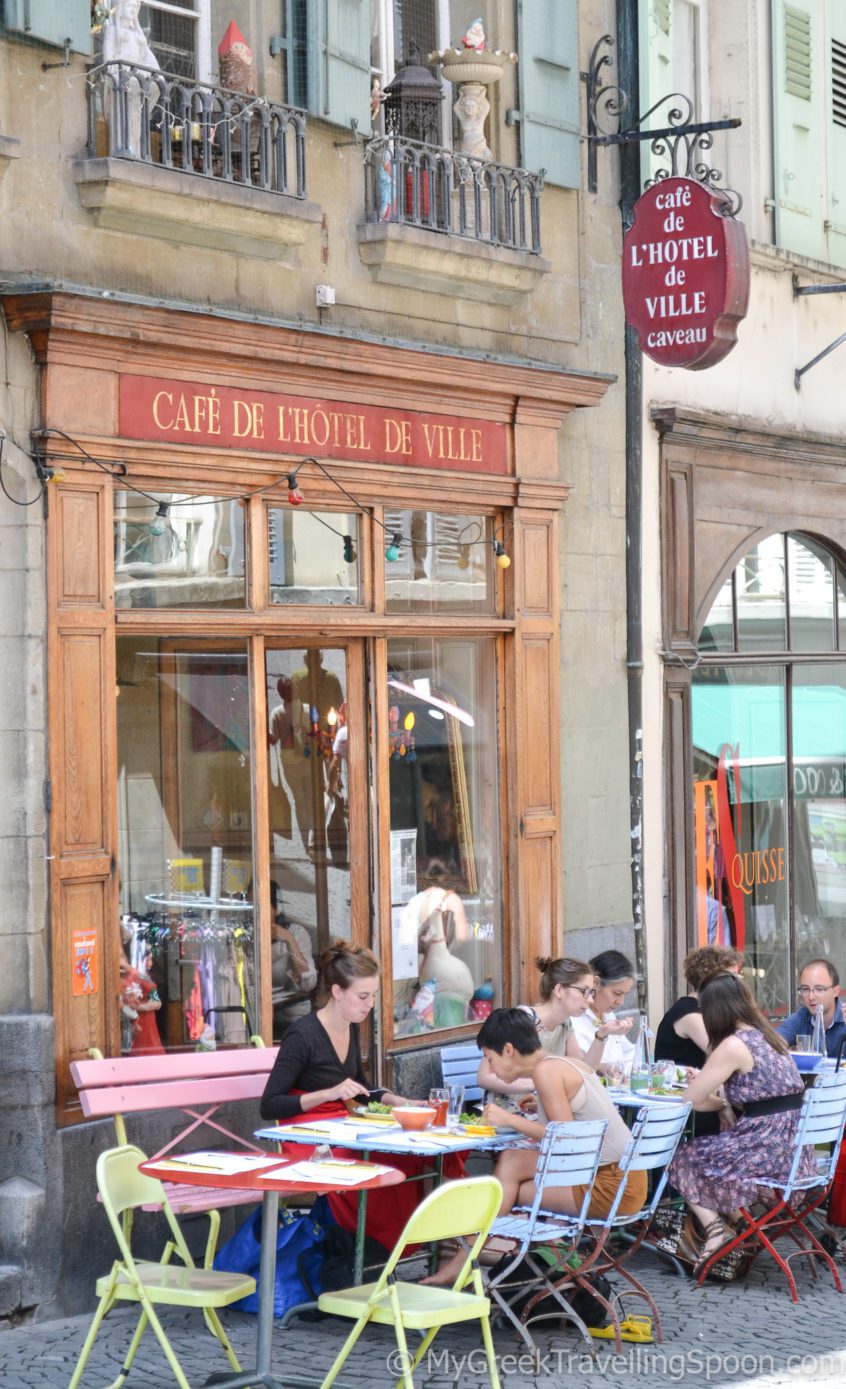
[116,638,255,1052]
[387,637,501,1037]
[792,664,846,987]
[787,534,835,652]
[735,534,786,651]
[384,511,495,614]
[699,574,733,653]
[268,510,361,606]
[114,492,245,609]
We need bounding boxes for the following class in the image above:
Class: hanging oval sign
[622,176,750,370]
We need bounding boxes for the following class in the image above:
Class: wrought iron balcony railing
[364,134,543,255]
[85,62,307,199]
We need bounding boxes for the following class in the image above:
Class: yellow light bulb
[496,552,511,569]
[327,707,338,727]
[404,712,415,731]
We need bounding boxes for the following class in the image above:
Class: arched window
[693,534,846,1018]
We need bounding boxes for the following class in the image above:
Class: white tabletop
[255,1117,511,1156]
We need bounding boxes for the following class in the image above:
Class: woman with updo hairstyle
[477,955,610,1105]
[569,949,637,1076]
[655,945,744,1071]
[261,939,461,1250]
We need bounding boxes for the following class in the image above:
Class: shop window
[267,509,362,606]
[265,646,350,1041]
[692,532,846,1017]
[116,637,256,1053]
[114,491,246,609]
[388,636,501,1038]
[383,510,496,614]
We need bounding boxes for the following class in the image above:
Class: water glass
[428,1087,449,1126]
[606,1061,628,1090]
[795,1034,813,1053]
[446,1083,464,1128]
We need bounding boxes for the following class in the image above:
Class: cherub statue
[461,18,486,52]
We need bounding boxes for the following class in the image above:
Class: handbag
[213,1206,325,1316]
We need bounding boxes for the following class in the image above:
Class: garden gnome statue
[102,0,160,157]
[461,18,486,52]
[218,21,255,94]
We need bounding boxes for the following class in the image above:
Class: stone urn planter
[428,47,517,161]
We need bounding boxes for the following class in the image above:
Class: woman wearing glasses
[775,958,846,1059]
[569,950,637,1078]
[476,957,612,1107]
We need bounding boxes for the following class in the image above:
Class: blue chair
[696,1070,846,1299]
[440,1041,484,1105]
[484,1119,607,1354]
[573,1100,692,1348]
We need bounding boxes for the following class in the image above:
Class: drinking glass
[428,1087,449,1126]
[446,1083,465,1128]
[795,1035,813,1053]
[606,1061,627,1090]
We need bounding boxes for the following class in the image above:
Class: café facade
[2,288,612,1128]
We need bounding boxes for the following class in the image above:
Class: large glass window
[693,533,846,1017]
[267,509,361,606]
[265,646,350,1041]
[387,636,502,1038]
[384,510,496,615]
[116,637,256,1052]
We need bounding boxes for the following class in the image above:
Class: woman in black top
[655,946,744,1069]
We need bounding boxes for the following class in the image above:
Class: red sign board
[622,177,750,370]
[118,376,508,475]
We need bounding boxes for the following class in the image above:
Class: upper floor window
[140,1,209,81]
[639,0,710,183]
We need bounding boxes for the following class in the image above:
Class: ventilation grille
[785,4,812,101]
[834,38,846,128]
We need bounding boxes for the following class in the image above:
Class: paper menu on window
[392,904,418,980]
[265,1160,395,1186]
[390,828,418,904]
[157,1151,283,1175]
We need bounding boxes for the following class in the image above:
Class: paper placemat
[267,1160,395,1185]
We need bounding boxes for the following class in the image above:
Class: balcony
[358,134,549,304]
[75,63,320,261]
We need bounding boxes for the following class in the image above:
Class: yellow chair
[69,1144,256,1389]
[317,1175,503,1389]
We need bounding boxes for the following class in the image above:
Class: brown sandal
[693,1218,732,1275]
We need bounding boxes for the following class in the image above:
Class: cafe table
[140,1152,404,1389]
[254,1118,508,1284]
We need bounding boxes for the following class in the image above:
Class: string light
[386,533,402,562]
[493,539,511,570]
[457,542,471,569]
[343,534,356,564]
[148,501,170,536]
[287,472,304,506]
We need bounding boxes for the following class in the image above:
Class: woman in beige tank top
[422,1005,647,1287]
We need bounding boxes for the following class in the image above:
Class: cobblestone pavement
[2,1248,846,1389]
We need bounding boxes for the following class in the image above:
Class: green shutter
[517,0,580,188]
[638,0,673,187]
[1,0,91,55]
[825,0,846,267]
[772,0,826,260]
[309,0,371,131]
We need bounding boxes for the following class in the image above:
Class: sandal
[693,1218,733,1276]
[590,1315,655,1343]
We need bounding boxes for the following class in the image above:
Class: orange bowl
[391,1105,436,1131]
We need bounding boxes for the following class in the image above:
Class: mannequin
[102,0,160,157]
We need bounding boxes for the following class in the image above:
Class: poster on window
[390,828,417,904]
[392,905,418,980]
[71,929,99,996]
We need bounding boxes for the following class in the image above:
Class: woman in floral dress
[669,971,816,1271]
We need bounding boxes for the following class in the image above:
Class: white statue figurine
[461,19,486,52]
[102,0,160,157]
[454,84,491,160]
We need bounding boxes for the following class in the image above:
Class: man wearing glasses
[776,958,846,1059]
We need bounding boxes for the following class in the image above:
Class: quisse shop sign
[622,176,750,370]
[119,375,508,475]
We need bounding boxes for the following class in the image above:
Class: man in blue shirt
[776,958,846,1059]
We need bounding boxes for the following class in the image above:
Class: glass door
[265,642,367,1041]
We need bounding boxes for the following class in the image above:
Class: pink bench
[70,1046,279,1240]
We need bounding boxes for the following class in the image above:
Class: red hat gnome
[218,20,255,94]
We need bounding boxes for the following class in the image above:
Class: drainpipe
[615,0,647,1015]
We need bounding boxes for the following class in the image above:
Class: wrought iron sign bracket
[581,34,741,208]
[792,277,846,389]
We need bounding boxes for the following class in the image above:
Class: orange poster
[71,929,99,995]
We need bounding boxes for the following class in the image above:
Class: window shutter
[517,0,580,188]
[308,0,371,131]
[772,0,826,260]
[825,0,846,267]
[638,0,673,187]
[1,0,91,55]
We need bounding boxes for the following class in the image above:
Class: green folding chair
[317,1175,503,1389]
[69,1144,256,1389]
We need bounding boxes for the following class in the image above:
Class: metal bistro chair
[440,1041,485,1105]
[316,1175,503,1389]
[696,1070,846,1300]
[69,1145,256,1389]
[565,1100,693,1350]
[485,1119,607,1355]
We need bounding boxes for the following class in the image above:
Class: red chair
[696,1070,846,1300]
